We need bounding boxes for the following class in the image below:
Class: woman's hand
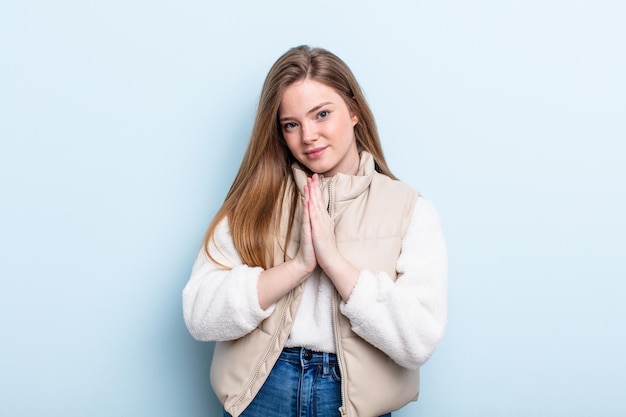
[305,174,340,271]
[305,174,360,301]
[292,180,318,277]
[257,183,317,309]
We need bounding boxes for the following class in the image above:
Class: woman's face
[278,79,359,177]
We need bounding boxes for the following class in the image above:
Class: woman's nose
[301,123,318,143]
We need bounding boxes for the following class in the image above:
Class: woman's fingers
[307,174,326,216]
[295,183,316,273]
[306,174,340,270]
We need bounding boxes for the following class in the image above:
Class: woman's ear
[351,98,359,126]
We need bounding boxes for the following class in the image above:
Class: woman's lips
[305,147,327,159]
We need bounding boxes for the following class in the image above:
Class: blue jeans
[224,347,391,417]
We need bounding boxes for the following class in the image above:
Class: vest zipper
[231,289,295,411]
[327,177,335,217]
[332,294,348,417]
[327,177,346,415]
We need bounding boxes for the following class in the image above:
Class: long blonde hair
[204,45,396,268]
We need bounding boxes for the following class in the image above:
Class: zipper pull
[338,406,347,416]
[327,177,334,215]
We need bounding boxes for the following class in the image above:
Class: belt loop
[323,352,330,377]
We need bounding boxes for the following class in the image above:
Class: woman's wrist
[257,258,312,310]
[320,254,360,302]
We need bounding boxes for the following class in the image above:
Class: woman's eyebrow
[306,102,333,116]
[279,101,333,122]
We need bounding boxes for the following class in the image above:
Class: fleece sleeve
[340,196,448,369]
[182,219,276,342]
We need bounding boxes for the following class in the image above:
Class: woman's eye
[318,110,329,119]
[284,122,297,130]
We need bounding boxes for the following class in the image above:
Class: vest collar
[292,151,375,204]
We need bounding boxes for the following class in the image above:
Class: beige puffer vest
[210,152,419,416]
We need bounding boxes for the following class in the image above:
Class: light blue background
[1,0,625,416]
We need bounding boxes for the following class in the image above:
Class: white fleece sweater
[183,196,447,369]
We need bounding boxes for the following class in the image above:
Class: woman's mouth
[305,147,327,159]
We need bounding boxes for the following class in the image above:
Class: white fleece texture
[284,269,336,352]
[340,197,448,369]
[182,219,274,341]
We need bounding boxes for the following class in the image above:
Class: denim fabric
[224,347,391,417]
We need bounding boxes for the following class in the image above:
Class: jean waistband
[280,347,337,366]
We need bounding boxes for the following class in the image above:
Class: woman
[183,45,447,417]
